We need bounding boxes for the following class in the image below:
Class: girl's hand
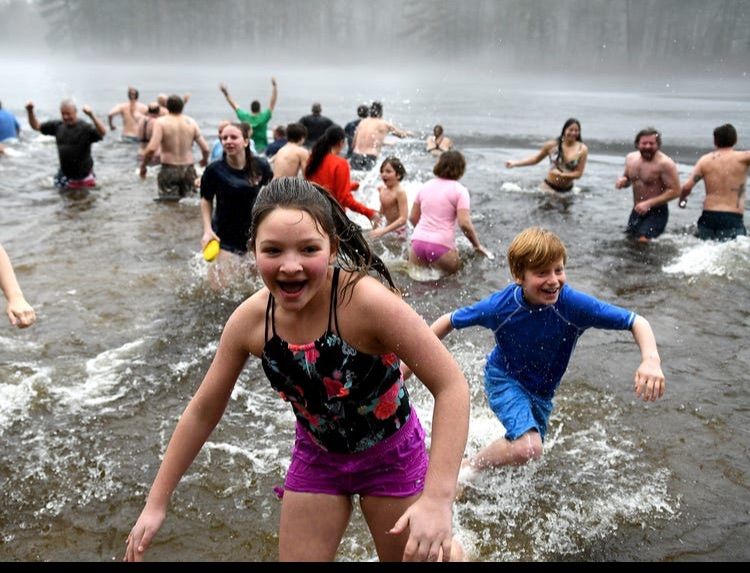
[389,494,455,562]
[474,245,495,260]
[201,231,219,250]
[7,298,36,328]
[123,506,167,562]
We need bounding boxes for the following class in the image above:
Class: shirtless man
[350,101,411,171]
[678,123,749,241]
[140,95,209,202]
[614,127,680,242]
[271,123,309,179]
[108,86,147,142]
[157,92,190,116]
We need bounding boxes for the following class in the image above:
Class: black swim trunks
[696,210,747,241]
[625,205,669,239]
[349,153,377,171]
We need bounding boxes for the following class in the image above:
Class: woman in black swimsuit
[505,118,588,193]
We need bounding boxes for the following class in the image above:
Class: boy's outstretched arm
[402,313,454,381]
[630,315,665,402]
[431,312,454,340]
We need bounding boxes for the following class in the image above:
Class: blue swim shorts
[483,362,554,441]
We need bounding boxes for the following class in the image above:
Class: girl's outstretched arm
[123,295,264,561]
[0,244,35,328]
[505,140,555,168]
[351,279,469,562]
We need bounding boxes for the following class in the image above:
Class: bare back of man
[140,97,209,200]
[679,126,749,240]
[154,114,206,166]
[685,149,750,214]
[352,117,411,158]
[272,142,309,179]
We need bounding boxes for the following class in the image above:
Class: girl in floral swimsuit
[124,177,469,562]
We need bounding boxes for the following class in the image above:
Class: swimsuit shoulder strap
[327,267,341,335]
[264,292,276,342]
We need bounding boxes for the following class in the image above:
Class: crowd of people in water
[0,79,748,562]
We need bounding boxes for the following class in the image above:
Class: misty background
[1,0,749,73]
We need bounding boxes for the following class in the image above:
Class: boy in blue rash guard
[425,226,665,482]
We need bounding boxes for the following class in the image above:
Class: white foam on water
[50,338,146,411]
[500,181,524,192]
[663,235,750,277]
[169,339,218,378]
[0,146,23,157]
[406,263,444,282]
[0,334,41,352]
[0,364,53,435]
[203,440,284,477]
[453,411,679,561]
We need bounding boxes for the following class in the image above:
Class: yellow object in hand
[203,239,220,262]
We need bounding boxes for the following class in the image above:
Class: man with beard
[677,123,749,241]
[615,127,680,242]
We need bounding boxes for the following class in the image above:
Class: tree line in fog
[2,0,748,71]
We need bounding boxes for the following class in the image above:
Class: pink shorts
[410,239,451,263]
[283,408,428,497]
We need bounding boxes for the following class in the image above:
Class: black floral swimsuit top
[261,267,412,453]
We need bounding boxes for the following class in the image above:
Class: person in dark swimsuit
[199,122,272,290]
[505,118,589,193]
[124,177,469,563]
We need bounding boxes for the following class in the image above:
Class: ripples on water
[1,64,748,561]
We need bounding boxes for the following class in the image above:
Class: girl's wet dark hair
[555,118,582,164]
[249,177,398,300]
[305,125,346,179]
